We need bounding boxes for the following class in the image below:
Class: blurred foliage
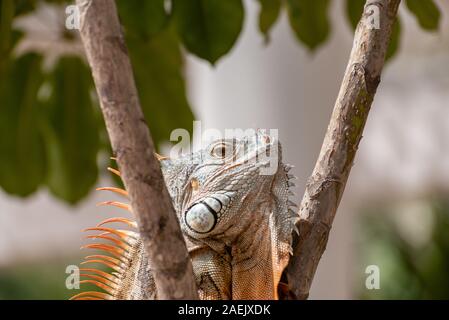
[257,0,281,43]
[287,0,331,51]
[0,259,70,299]
[116,0,169,38]
[0,53,46,196]
[0,257,101,299]
[0,0,443,205]
[406,0,441,30]
[0,0,195,204]
[41,57,100,203]
[356,199,449,299]
[173,0,244,65]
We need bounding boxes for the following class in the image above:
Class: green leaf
[406,0,440,31]
[0,0,37,18]
[286,0,331,51]
[41,57,99,204]
[42,0,69,3]
[345,0,365,30]
[1,0,34,69]
[14,0,37,16]
[257,0,281,43]
[0,0,25,65]
[0,0,14,58]
[116,0,169,39]
[385,17,401,62]
[0,53,46,196]
[173,0,244,64]
[126,27,195,149]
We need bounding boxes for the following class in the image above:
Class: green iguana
[70,132,298,300]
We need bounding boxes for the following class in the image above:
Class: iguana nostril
[185,203,216,234]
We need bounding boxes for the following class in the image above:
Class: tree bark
[75,0,198,299]
[285,0,401,300]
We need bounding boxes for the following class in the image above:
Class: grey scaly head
[70,132,298,300]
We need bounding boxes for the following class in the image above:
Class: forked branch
[285,0,402,299]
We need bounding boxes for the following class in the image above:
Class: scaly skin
[71,133,298,300]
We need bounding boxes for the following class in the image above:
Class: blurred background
[0,0,448,299]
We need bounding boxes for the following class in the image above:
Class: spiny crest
[269,161,299,299]
[285,163,300,238]
[272,162,298,299]
[284,163,299,255]
[70,164,139,301]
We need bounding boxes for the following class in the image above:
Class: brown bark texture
[75,0,198,299]
[284,0,402,300]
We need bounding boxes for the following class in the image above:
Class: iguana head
[161,132,297,299]
[162,133,285,240]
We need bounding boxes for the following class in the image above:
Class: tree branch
[285,0,401,300]
[75,0,198,299]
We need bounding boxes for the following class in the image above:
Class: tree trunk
[284,0,402,300]
[75,0,198,299]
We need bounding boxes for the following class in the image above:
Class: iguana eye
[210,142,234,159]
